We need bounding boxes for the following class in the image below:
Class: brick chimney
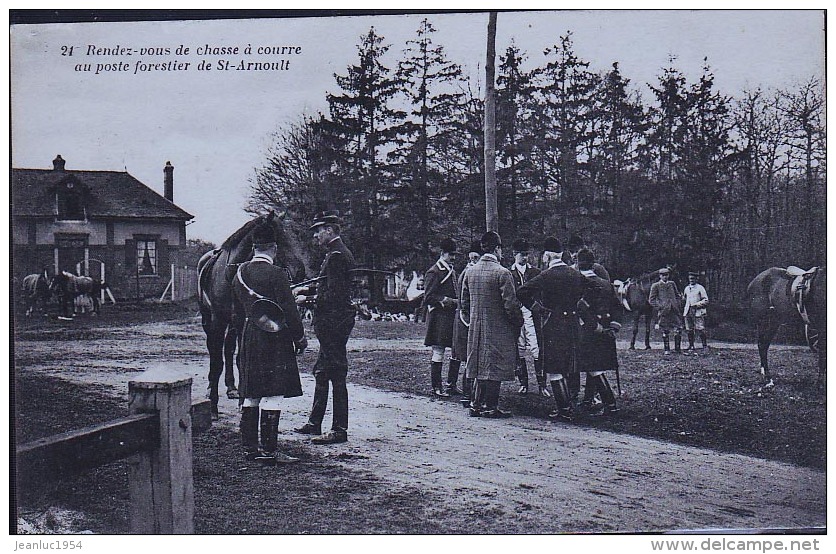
[53,155,66,171]
[163,161,174,202]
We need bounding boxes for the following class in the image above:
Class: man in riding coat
[294,211,356,445]
[422,238,460,398]
[453,240,483,406]
[575,249,622,415]
[649,267,683,354]
[232,221,308,465]
[461,231,523,418]
[509,238,548,398]
[683,272,709,351]
[517,236,589,422]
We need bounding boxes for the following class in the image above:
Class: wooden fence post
[127,370,195,533]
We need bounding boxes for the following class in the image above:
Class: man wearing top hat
[649,267,683,354]
[461,231,523,418]
[509,238,547,397]
[421,238,460,398]
[516,236,589,422]
[232,220,308,465]
[294,211,356,445]
[682,271,709,351]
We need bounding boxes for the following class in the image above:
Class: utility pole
[484,11,498,232]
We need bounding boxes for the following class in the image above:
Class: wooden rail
[15,372,212,533]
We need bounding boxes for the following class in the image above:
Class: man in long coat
[649,267,683,354]
[294,211,356,445]
[461,231,523,418]
[517,236,589,422]
[232,221,308,465]
[452,240,482,405]
[422,238,459,397]
[575,249,622,415]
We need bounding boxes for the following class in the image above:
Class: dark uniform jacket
[313,236,356,374]
[576,270,622,372]
[649,279,683,331]
[422,259,459,348]
[232,257,304,399]
[516,261,589,377]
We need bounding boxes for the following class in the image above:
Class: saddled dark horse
[613,269,662,350]
[197,211,308,418]
[22,269,52,316]
[747,266,826,388]
[50,271,107,319]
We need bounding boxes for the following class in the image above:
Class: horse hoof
[628,346,635,350]
[644,346,652,350]
[764,379,775,389]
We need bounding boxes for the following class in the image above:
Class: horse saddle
[612,279,632,312]
[787,266,819,326]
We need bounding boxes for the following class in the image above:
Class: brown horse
[747,266,826,388]
[22,269,52,316]
[197,211,309,418]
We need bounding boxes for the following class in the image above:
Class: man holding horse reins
[232,221,308,466]
[294,211,357,445]
[649,267,683,354]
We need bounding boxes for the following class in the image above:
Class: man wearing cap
[509,238,547,397]
[294,211,356,445]
[682,272,709,351]
[453,240,482,405]
[421,238,460,398]
[232,221,308,465]
[575,249,622,415]
[461,231,523,418]
[649,267,683,355]
[516,236,589,422]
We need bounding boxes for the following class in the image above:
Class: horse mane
[629,269,661,286]
[220,214,268,251]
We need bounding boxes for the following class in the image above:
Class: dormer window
[56,181,86,221]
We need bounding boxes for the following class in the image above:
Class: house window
[137,239,157,275]
[56,185,86,221]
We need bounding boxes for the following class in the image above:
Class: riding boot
[568,371,581,403]
[430,361,448,397]
[581,374,599,409]
[663,334,670,354]
[470,380,487,416]
[592,374,618,415]
[700,331,708,349]
[256,410,299,465]
[674,334,682,353]
[240,406,260,460]
[534,359,551,397]
[687,330,695,350]
[548,379,574,422]
[481,380,511,418]
[446,359,463,395]
[461,377,474,407]
[516,358,529,394]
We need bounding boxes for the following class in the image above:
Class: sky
[9,10,825,246]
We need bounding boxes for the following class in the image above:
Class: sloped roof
[11,168,193,220]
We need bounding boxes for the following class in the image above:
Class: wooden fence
[160,265,199,302]
[16,371,212,533]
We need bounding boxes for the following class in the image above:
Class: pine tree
[391,18,467,268]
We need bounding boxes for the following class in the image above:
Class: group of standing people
[231,211,356,466]
[422,232,623,422]
[649,268,710,355]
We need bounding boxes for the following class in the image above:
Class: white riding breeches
[242,396,283,410]
[431,346,447,362]
[517,306,539,359]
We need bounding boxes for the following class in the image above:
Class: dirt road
[14,320,825,533]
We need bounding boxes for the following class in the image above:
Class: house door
[55,235,88,275]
